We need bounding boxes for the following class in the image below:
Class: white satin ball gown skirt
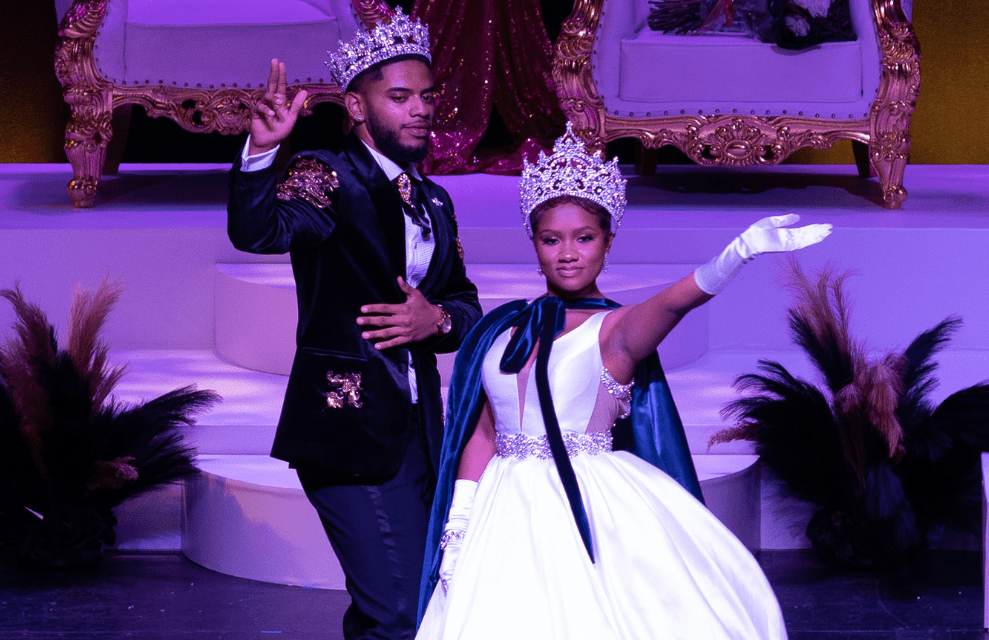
[416,449,788,640]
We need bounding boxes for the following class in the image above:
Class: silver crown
[519,122,627,238]
[326,8,432,90]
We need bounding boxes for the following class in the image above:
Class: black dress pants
[296,412,434,640]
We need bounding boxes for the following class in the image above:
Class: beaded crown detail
[519,122,627,238]
[326,8,432,90]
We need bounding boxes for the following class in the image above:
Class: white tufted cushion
[94,0,358,87]
[619,33,863,104]
[592,0,882,119]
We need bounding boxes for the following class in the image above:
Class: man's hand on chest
[356,277,450,350]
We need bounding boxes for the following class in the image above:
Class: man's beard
[366,114,430,167]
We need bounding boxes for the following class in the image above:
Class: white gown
[417,311,788,640]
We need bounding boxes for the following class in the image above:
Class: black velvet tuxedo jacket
[227,134,481,481]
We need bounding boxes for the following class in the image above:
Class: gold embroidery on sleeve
[277,158,340,208]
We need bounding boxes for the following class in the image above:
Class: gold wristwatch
[435,304,452,335]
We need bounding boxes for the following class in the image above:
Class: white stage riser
[3,165,988,567]
[132,346,982,460]
[113,468,980,557]
[1,228,986,353]
[180,421,760,458]
[181,464,346,590]
[178,453,761,589]
[116,479,976,557]
[215,263,710,375]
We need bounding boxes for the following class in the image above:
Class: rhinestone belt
[495,431,613,460]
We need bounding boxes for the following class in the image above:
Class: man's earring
[536,265,543,276]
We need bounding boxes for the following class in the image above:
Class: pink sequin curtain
[412,0,567,174]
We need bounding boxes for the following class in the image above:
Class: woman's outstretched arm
[602,215,831,381]
[601,273,711,381]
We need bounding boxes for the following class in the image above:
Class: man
[227,10,482,640]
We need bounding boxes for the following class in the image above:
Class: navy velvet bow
[499,296,617,562]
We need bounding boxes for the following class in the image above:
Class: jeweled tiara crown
[519,122,627,238]
[326,8,432,90]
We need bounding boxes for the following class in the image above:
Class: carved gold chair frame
[54,0,391,208]
[553,0,921,208]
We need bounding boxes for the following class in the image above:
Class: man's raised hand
[248,59,309,155]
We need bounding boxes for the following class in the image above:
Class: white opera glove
[693,214,832,295]
[438,479,477,594]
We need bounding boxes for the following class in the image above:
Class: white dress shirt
[239,137,436,402]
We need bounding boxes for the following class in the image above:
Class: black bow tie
[395,172,431,239]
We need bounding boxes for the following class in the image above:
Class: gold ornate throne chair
[553,0,920,208]
[54,0,389,207]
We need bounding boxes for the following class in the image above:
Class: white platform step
[182,455,346,590]
[109,345,988,556]
[112,347,754,457]
[181,452,760,589]
[110,347,989,458]
[214,262,709,377]
[111,349,284,455]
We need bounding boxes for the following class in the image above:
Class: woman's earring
[603,254,610,273]
[536,265,543,276]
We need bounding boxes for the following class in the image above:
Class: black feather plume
[712,261,989,567]
[0,282,220,567]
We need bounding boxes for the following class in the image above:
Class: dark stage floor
[0,550,983,639]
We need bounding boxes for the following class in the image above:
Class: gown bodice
[480,311,631,438]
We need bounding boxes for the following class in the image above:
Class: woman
[416,124,831,639]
